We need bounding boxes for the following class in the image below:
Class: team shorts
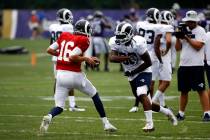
[178,66,205,92]
[129,72,152,97]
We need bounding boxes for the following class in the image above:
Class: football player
[91,10,112,71]
[109,22,177,132]
[129,8,163,112]
[40,19,117,134]
[49,8,85,112]
[152,11,174,107]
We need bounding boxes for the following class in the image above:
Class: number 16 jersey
[50,32,90,72]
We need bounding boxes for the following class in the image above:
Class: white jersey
[49,23,74,62]
[205,32,210,65]
[160,24,174,61]
[136,21,162,61]
[109,35,151,81]
[179,25,206,66]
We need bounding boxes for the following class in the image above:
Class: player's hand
[124,71,133,76]
[85,57,100,68]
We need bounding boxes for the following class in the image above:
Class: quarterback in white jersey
[109,22,177,132]
[49,8,85,112]
[152,11,174,107]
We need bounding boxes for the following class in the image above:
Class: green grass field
[0,39,210,140]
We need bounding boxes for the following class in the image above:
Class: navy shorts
[178,66,205,92]
[204,61,210,88]
[129,72,152,97]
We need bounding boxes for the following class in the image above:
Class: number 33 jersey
[50,32,89,72]
[109,35,152,74]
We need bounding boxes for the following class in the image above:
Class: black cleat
[202,113,210,122]
[176,113,185,121]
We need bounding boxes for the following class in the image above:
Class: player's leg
[153,59,172,107]
[192,66,210,121]
[198,90,210,121]
[76,73,117,132]
[68,89,85,112]
[151,102,177,126]
[176,66,190,121]
[152,80,170,107]
[40,72,69,134]
[131,73,154,132]
[103,39,110,72]
[136,85,154,132]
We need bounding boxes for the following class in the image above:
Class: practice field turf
[0,39,210,140]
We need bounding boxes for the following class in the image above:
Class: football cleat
[129,106,139,113]
[202,113,210,122]
[167,108,178,126]
[104,122,117,132]
[176,113,185,121]
[142,122,155,132]
[39,115,51,134]
[69,106,86,112]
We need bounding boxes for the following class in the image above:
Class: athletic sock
[179,110,185,117]
[152,90,162,103]
[159,106,170,115]
[144,110,153,123]
[69,96,76,108]
[92,93,106,118]
[159,93,165,107]
[49,107,63,118]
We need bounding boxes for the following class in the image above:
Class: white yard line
[0,129,209,140]
[0,114,205,124]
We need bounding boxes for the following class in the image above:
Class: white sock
[159,93,165,107]
[179,111,185,117]
[47,114,52,120]
[144,110,153,123]
[204,111,210,116]
[101,117,109,124]
[69,96,76,108]
[152,90,162,103]
[159,106,170,116]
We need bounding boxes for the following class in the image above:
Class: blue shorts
[178,66,205,92]
[129,72,152,97]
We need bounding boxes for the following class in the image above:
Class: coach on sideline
[175,10,210,121]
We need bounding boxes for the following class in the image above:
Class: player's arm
[164,32,172,54]
[109,50,130,63]
[175,38,182,51]
[184,35,204,51]
[154,34,163,63]
[69,47,99,67]
[47,42,59,56]
[129,51,152,75]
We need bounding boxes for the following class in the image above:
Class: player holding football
[49,8,85,112]
[40,19,117,134]
[109,22,177,132]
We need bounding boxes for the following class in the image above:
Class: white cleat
[69,106,86,112]
[129,106,139,113]
[167,108,178,126]
[142,122,155,132]
[39,115,51,134]
[104,122,117,132]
